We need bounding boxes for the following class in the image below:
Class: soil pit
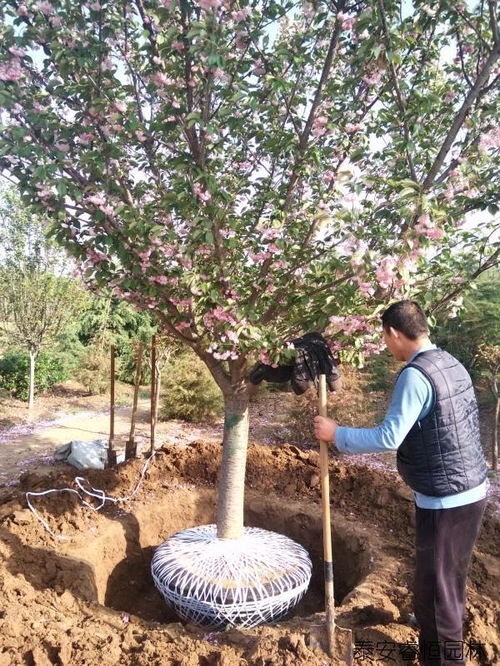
[0,441,498,666]
[100,488,371,623]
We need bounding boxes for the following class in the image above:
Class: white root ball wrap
[151,524,312,629]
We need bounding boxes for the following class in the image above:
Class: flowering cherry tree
[1,0,499,538]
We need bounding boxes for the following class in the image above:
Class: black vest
[396,349,488,496]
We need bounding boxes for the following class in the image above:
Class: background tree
[0,0,499,537]
[433,269,500,371]
[476,342,499,472]
[76,293,158,385]
[0,186,86,408]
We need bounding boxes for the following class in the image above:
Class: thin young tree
[0,187,86,408]
[1,1,499,537]
[477,343,500,472]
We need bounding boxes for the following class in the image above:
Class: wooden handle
[318,375,336,654]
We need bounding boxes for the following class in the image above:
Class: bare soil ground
[0,376,498,666]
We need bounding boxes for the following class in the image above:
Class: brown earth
[0,376,498,666]
[0,439,498,666]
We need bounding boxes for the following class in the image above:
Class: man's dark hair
[381,301,429,340]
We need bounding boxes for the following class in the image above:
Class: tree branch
[283,12,345,210]
[430,245,500,315]
[422,44,500,190]
[489,0,499,45]
[377,0,417,181]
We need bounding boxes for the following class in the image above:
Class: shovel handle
[318,375,336,652]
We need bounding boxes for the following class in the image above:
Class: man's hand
[313,416,337,443]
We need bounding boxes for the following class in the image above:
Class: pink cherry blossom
[363,341,385,356]
[338,13,356,30]
[314,115,328,128]
[235,31,247,50]
[36,2,54,15]
[198,0,222,10]
[345,123,363,133]
[0,59,22,82]
[363,67,384,87]
[260,228,279,240]
[478,126,500,151]
[78,133,94,144]
[444,185,455,202]
[172,41,184,53]
[259,349,277,368]
[86,194,106,206]
[375,256,397,289]
[400,255,419,274]
[152,71,169,87]
[358,282,375,298]
[416,213,432,228]
[17,5,29,16]
[193,182,211,203]
[252,60,265,76]
[8,46,25,58]
[232,8,251,21]
[424,228,445,240]
[226,330,239,344]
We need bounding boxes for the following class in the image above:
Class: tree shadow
[103,510,175,623]
[1,526,98,604]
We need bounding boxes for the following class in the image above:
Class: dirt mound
[0,442,498,665]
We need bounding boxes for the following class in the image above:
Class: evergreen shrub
[0,350,67,400]
[160,350,223,423]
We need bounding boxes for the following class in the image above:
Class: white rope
[151,525,312,629]
[25,451,156,540]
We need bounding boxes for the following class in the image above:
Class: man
[314,300,488,666]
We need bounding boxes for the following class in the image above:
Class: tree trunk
[108,345,117,466]
[127,342,144,458]
[150,335,157,453]
[155,366,162,422]
[493,396,499,473]
[28,349,36,411]
[216,391,250,540]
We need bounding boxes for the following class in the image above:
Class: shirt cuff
[335,426,349,453]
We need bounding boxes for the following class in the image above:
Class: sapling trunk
[128,342,144,451]
[216,391,250,540]
[28,349,36,411]
[493,396,499,472]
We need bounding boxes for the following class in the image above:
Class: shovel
[317,374,353,664]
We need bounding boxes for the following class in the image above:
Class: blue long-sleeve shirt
[335,343,488,509]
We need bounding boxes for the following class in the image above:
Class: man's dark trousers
[414,498,486,666]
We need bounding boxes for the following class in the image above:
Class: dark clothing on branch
[248,332,341,395]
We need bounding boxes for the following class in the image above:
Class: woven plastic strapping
[151,524,312,629]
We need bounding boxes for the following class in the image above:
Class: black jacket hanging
[248,332,341,395]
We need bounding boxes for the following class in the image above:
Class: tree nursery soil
[0,440,498,666]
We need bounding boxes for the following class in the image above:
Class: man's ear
[387,326,400,339]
